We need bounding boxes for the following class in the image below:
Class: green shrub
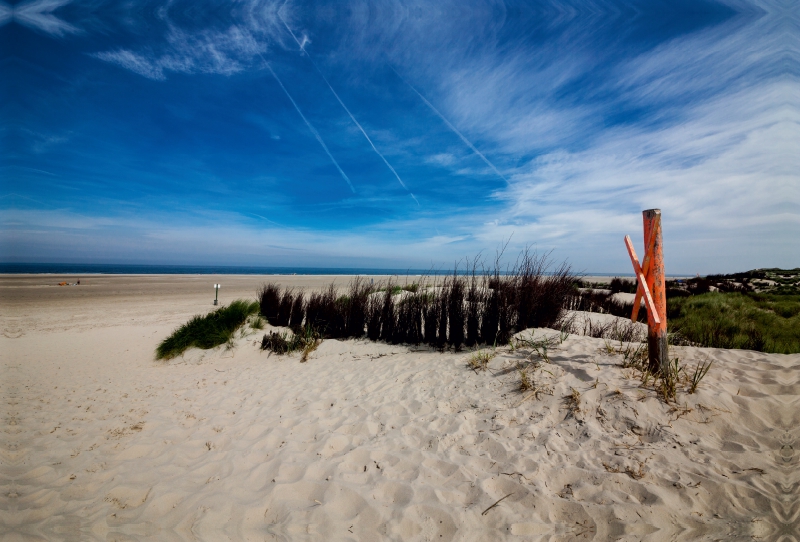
[156,300,260,360]
[668,292,800,354]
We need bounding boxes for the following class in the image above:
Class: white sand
[1,275,797,540]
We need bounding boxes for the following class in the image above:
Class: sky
[1,0,798,274]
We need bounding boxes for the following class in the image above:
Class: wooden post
[643,209,667,373]
[624,209,668,374]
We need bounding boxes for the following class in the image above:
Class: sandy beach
[1,274,797,541]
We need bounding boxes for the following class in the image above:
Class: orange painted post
[630,226,657,322]
[643,209,667,374]
[623,236,660,325]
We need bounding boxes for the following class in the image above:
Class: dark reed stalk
[317,284,340,337]
[305,291,323,333]
[496,281,515,345]
[330,290,351,338]
[447,271,466,350]
[346,277,372,338]
[481,272,500,346]
[366,292,382,341]
[393,294,411,344]
[289,292,305,330]
[464,262,483,347]
[423,283,440,346]
[379,284,396,343]
[514,248,546,331]
[255,248,577,350]
[408,291,426,345]
[258,283,281,326]
[436,280,449,349]
[305,285,339,336]
[533,261,575,329]
[277,288,294,327]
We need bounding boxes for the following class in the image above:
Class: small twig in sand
[482,492,514,515]
[513,392,538,407]
[501,472,532,482]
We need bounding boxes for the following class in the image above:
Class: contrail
[392,68,509,185]
[279,13,420,206]
[265,62,355,193]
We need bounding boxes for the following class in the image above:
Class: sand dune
[1,275,797,541]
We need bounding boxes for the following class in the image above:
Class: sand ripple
[2,320,798,541]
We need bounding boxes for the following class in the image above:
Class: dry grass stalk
[518,366,534,392]
[260,325,321,362]
[565,387,581,414]
[603,460,647,480]
[482,492,514,516]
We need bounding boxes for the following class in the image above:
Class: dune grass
[257,250,576,351]
[668,292,800,354]
[156,299,260,360]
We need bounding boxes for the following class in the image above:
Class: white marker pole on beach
[214,284,220,306]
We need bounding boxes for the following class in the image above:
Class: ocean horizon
[0,262,647,277]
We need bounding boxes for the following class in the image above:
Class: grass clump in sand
[612,337,713,401]
[261,325,322,362]
[467,349,496,372]
[518,366,534,392]
[156,300,260,360]
[688,360,713,394]
[513,333,559,363]
[250,315,265,330]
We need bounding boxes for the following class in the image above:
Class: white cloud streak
[3,0,79,36]
[393,68,510,185]
[279,14,420,206]
[366,0,798,271]
[94,24,268,80]
[0,3,12,27]
[265,63,356,193]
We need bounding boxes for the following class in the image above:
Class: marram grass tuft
[156,300,259,360]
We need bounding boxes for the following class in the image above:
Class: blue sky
[2,0,798,273]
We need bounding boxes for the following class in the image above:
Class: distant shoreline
[0,263,657,278]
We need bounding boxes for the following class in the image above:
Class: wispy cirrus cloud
[0,3,11,27]
[1,0,79,36]
[93,24,269,80]
[349,0,798,270]
[5,0,797,272]
[88,0,295,79]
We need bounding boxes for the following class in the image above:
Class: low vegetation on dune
[156,300,260,360]
[668,292,800,354]
[681,268,800,296]
[259,251,576,353]
[157,264,797,361]
[573,269,800,354]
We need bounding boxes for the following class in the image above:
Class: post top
[643,208,661,214]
